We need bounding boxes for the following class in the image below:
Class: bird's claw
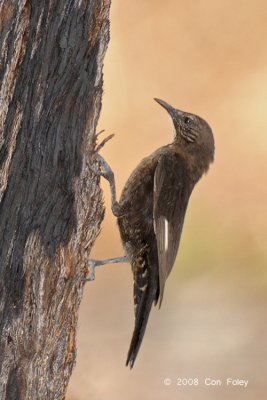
[98,156,114,180]
[88,153,121,217]
[90,154,114,182]
[86,259,97,281]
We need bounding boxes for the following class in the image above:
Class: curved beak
[154,98,182,119]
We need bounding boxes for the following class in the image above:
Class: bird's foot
[85,256,130,282]
[89,154,123,217]
[86,259,98,281]
[89,153,113,180]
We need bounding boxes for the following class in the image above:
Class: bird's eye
[184,117,191,124]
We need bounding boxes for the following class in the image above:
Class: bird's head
[154,98,215,171]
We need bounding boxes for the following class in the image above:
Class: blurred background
[67,0,267,398]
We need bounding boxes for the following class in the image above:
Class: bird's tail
[126,281,157,368]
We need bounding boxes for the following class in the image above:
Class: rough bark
[0,0,110,399]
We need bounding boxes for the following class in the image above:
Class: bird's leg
[90,154,122,217]
[86,255,130,281]
[87,154,127,281]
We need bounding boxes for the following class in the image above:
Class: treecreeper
[88,98,215,368]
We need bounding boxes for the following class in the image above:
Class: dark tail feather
[126,284,156,368]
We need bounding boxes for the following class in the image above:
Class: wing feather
[153,152,192,306]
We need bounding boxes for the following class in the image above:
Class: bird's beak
[154,98,182,119]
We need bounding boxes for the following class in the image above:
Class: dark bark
[0,0,110,398]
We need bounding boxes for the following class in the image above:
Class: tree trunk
[0,1,110,398]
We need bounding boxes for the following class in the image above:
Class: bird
[88,98,215,368]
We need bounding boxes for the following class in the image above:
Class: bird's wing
[153,152,192,307]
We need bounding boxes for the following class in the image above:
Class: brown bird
[88,98,215,368]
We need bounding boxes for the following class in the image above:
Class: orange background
[67,1,267,399]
